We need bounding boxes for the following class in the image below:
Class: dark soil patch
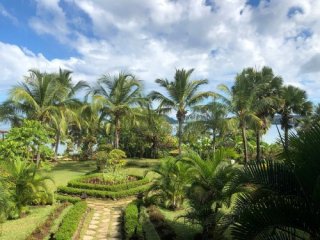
[26,203,69,240]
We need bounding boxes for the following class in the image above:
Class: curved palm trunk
[114,116,120,149]
[256,130,261,162]
[241,125,248,164]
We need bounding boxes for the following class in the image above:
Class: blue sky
[0,0,320,143]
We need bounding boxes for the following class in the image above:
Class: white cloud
[1,0,320,103]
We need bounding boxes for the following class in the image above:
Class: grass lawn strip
[26,203,69,240]
[0,205,56,240]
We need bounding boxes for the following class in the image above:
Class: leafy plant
[229,125,320,239]
[148,157,193,209]
[181,150,235,239]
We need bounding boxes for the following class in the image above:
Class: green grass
[43,160,97,192]
[160,207,201,240]
[0,205,56,240]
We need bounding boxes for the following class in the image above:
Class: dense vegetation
[0,66,319,239]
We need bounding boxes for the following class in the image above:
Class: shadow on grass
[166,219,201,240]
[126,159,160,168]
[50,161,96,173]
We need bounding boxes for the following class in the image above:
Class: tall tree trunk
[241,125,248,164]
[54,132,60,162]
[114,116,120,149]
[176,111,185,156]
[256,129,261,162]
[212,131,216,158]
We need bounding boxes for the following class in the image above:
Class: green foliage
[229,125,320,239]
[148,157,193,209]
[106,149,127,173]
[181,150,235,238]
[57,184,150,199]
[55,194,81,204]
[124,202,143,240]
[55,201,87,240]
[68,174,149,191]
[0,120,53,163]
[0,180,12,222]
[3,159,53,217]
[93,150,108,172]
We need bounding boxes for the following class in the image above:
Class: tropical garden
[0,66,319,240]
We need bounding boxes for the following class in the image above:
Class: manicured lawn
[43,160,97,191]
[0,205,55,240]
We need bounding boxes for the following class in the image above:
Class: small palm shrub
[4,159,52,217]
[181,150,235,239]
[147,157,192,210]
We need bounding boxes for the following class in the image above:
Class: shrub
[55,201,87,240]
[107,149,127,173]
[57,184,150,200]
[124,202,142,240]
[93,150,108,172]
[55,194,81,204]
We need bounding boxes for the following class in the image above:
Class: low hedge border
[68,176,149,192]
[57,184,150,200]
[124,201,143,240]
[55,201,87,240]
[56,194,82,204]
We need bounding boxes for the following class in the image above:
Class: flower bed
[67,174,149,192]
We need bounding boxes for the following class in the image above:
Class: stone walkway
[82,198,134,240]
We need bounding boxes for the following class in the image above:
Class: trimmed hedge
[57,184,150,199]
[68,176,149,192]
[56,194,82,204]
[124,202,143,240]
[55,201,87,240]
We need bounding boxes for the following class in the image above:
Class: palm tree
[147,157,193,209]
[181,150,235,239]
[7,69,86,161]
[190,98,229,155]
[250,67,283,161]
[149,68,211,155]
[92,72,142,149]
[218,69,261,164]
[229,124,320,239]
[278,85,312,151]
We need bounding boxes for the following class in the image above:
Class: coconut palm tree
[92,72,142,149]
[6,69,87,160]
[149,68,211,155]
[278,85,312,151]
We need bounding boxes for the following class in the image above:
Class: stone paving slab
[81,198,134,240]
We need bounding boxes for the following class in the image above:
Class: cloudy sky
[0,0,320,105]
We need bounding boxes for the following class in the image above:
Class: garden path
[82,198,134,240]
